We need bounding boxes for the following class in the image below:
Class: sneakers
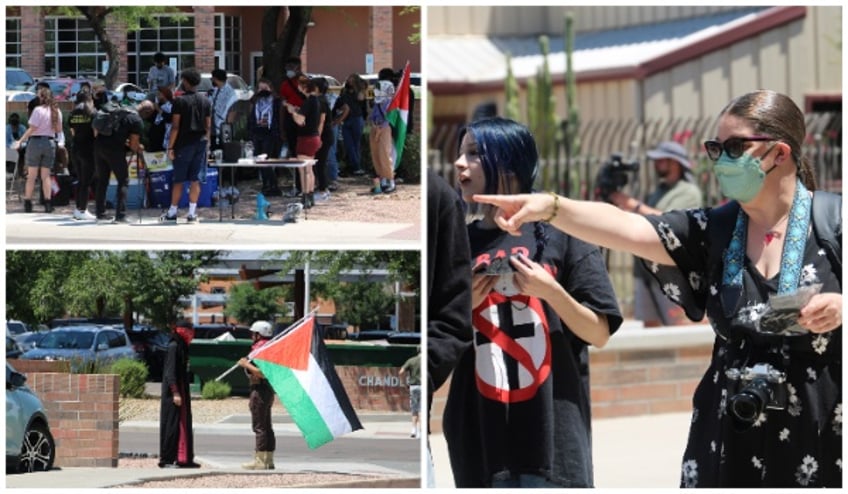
[159,212,178,222]
[112,214,130,224]
[382,183,397,194]
[96,214,113,223]
[314,190,331,202]
[352,169,366,176]
[282,203,303,223]
[328,181,340,192]
[73,209,96,221]
[185,214,199,224]
[371,185,383,195]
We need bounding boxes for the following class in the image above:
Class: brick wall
[7,361,120,468]
[194,6,217,73]
[336,366,411,412]
[369,7,394,71]
[20,7,44,78]
[429,324,714,433]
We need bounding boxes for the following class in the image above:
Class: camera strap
[719,179,811,317]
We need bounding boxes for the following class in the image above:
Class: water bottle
[244,141,254,160]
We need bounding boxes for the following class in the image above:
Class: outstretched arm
[474,193,674,266]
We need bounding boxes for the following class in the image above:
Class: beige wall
[431,6,841,123]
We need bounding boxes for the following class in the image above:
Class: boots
[24,199,33,213]
[44,199,53,213]
[241,451,274,470]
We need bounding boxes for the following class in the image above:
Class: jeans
[341,116,363,173]
[327,124,339,181]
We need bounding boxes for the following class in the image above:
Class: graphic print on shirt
[473,291,551,404]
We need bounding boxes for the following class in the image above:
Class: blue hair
[458,117,547,262]
[459,117,539,195]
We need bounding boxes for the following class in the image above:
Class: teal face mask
[714,147,776,203]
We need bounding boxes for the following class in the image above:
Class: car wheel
[19,421,55,472]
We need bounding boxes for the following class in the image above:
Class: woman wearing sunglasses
[472,90,841,487]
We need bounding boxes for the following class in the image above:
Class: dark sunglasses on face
[703,136,774,161]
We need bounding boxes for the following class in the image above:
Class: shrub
[201,380,231,400]
[110,358,149,398]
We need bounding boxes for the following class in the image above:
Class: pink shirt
[28,105,62,136]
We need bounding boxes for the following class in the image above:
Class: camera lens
[728,378,772,423]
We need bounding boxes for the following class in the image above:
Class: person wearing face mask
[279,56,306,160]
[159,321,200,469]
[248,79,282,196]
[608,141,703,327]
[210,69,237,152]
[471,90,842,488]
[333,73,368,177]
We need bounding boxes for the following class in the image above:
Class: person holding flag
[237,320,277,470]
[368,68,398,195]
[385,62,412,173]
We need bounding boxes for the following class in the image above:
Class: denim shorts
[172,139,207,183]
[25,136,56,169]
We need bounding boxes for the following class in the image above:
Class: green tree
[260,7,313,92]
[47,7,184,88]
[224,283,290,324]
[332,281,395,331]
[6,250,218,329]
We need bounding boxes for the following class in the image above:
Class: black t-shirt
[298,95,321,137]
[68,106,95,151]
[94,110,143,160]
[443,220,623,487]
[172,91,211,149]
[335,90,366,120]
[318,95,334,142]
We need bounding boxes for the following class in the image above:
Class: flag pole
[214,308,320,382]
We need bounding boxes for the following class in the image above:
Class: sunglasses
[703,136,774,161]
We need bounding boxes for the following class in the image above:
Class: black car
[6,336,23,359]
[125,326,170,382]
[193,324,251,340]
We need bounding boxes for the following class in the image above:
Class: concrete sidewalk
[5,211,419,246]
[429,411,692,488]
[6,413,420,489]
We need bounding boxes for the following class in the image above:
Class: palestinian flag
[386,61,411,171]
[250,315,363,449]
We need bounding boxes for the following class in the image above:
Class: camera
[593,153,640,202]
[725,363,787,425]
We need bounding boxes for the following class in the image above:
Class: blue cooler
[179,167,218,207]
[149,169,174,209]
[106,178,144,209]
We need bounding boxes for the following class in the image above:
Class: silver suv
[6,362,55,472]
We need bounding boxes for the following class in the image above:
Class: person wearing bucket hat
[237,320,276,470]
[608,140,703,327]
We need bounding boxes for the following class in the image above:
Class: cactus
[504,53,520,121]
[526,35,558,191]
[563,12,581,197]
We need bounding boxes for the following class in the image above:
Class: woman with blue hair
[443,117,622,487]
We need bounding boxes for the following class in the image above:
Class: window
[6,17,22,68]
[127,15,196,87]
[108,331,127,348]
[43,16,107,79]
[214,14,242,75]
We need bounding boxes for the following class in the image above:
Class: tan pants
[369,124,394,180]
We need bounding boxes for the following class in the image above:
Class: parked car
[6,67,34,91]
[6,335,24,359]
[15,332,45,352]
[386,331,421,345]
[306,73,342,88]
[7,320,30,337]
[125,326,170,382]
[175,72,253,100]
[193,323,252,340]
[6,362,56,473]
[37,77,91,101]
[108,82,146,103]
[6,90,37,103]
[20,325,137,371]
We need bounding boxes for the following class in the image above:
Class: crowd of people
[428,89,841,488]
[8,51,413,222]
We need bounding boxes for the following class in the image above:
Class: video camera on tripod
[593,153,640,202]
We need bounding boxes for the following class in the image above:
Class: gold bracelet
[543,192,559,223]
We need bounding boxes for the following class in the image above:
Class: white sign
[365,53,374,75]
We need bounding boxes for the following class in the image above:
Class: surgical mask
[714,147,776,203]
[286,70,296,79]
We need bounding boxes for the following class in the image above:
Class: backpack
[178,93,207,133]
[708,191,842,287]
[92,102,134,137]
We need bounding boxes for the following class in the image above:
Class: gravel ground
[116,396,415,488]
[7,173,421,226]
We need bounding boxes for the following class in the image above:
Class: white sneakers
[73,209,96,221]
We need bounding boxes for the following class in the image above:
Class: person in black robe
[158,321,199,468]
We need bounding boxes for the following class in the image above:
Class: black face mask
[258,90,272,98]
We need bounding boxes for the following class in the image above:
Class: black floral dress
[643,195,841,487]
